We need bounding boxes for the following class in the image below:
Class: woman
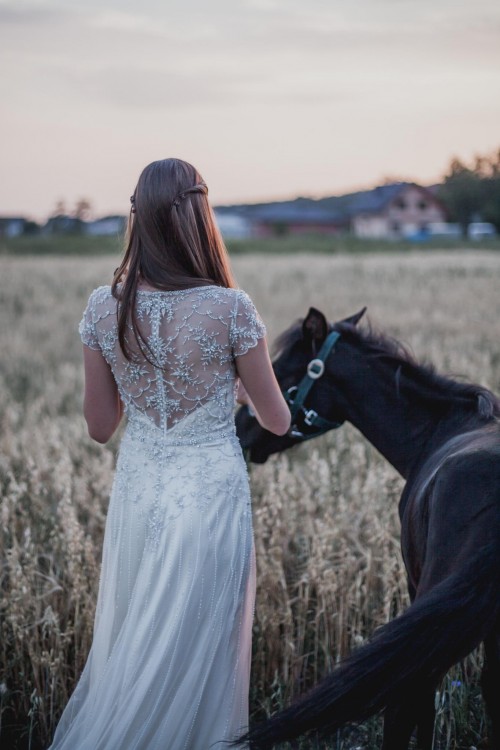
[49,158,290,750]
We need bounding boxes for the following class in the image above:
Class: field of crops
[1,249,499,748]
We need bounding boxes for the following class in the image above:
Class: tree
[46,198,84,235]
[477,150,500,232]
[24,220,40,235]
[53,199,66,217]
[438,149,500,236]
[437,159,483,237]
[74,198,92,222]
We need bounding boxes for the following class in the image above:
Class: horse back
[400,421,500,595]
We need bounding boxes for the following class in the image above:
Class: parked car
[426,222,462,239]
[468,222,497,240]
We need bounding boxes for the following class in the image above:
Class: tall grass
[1,251,499,748]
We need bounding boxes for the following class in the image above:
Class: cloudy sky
[1,0,500,220]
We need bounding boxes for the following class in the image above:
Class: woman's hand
[235,340,291,436]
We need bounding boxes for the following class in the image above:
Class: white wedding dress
[49,284,265,750]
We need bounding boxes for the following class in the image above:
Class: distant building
[213,210,253,239]
[215,183,448,240]
[0,217,28,237]
[425,222,462,239]
[43,215,84,234]
[85,216,126,237]
[326,183,447,240]
[214,199,343,238]
[249,203,343,237]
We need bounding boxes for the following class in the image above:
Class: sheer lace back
[79,285,265,430]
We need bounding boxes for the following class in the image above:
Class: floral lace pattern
[78,285,266,431]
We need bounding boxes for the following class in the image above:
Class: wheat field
[1,250,499,748]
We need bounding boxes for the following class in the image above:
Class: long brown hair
[111,158,236,362]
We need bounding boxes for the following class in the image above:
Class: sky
[1,0,500,221]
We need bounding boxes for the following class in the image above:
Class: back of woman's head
[112,157,236,361]
[118,158,234,291]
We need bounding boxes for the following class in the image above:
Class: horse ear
[303,308,328,347]
[341,307,367,327]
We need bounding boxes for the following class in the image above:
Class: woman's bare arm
[235,338,291,436]
[82,346,123,443]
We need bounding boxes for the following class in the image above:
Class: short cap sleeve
[230,290,266,357]
[78,288,103,350]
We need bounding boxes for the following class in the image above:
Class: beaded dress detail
[49,285,266,750]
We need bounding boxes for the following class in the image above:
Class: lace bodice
[79,285,266,430]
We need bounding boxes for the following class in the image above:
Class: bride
[48,158,290,750]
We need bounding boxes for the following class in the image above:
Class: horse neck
[332,355,474,479]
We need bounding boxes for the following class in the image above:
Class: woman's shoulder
[84,285,115,311]
[231,287,260,312]
[211,286,254,304]
[88,284,113,303]
[216,287,260,316]
[79,286,115,348]
[82,285,117,322]
[208,287,261,321]
[188,285,253,306]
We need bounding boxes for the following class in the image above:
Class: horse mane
[340,321,500,420]
[273,319,500,421]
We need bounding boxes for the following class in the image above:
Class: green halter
[284,330,344,441]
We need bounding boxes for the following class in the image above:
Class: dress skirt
[49,406,255,750]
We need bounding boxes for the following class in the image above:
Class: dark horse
[235,307,500,749]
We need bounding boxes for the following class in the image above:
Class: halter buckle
[304,409,318,427]
[307,359,325,380]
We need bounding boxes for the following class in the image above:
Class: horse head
[236,306,366,463]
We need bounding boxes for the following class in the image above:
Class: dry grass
[1,251,499,748]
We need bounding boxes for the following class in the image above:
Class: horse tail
[233,541,500,749]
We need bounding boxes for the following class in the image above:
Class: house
[213,210,253,239]
[215,183,447,241]
[317,183,447,239]
[43,215,84,234]
[85,216,127,237]
[214,198,343,238]
[425,222,462,239]
[0,217,28,237]
[249,202,343,237]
